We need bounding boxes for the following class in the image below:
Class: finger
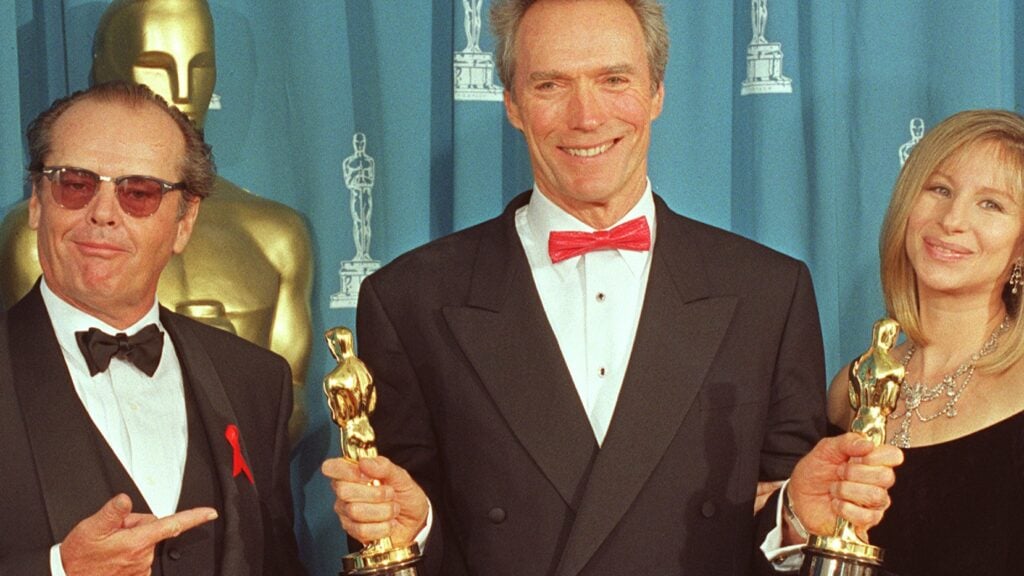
[87,494,134,535]
[835,433,876,459]
[831,497,886,530]
[322,457,364,482]
[357,457,425,503]
[336,499,400,524]
[130,507,219,546]
[341,517,394,545]
[855,444,904,467]
[753,493,774,515]
[753,481,783,514]
[831,479,891,510]
[357,456,401,482]
[369,459,424,501]
[756,480,785,496]
[332,479,395,504]
[840,461,897,489]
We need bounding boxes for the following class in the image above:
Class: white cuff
[760,479,805,572]
[412,498,434,551]
[50,543,68,576]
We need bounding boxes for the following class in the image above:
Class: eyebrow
[989,188,1020,205]
[929,170,1020,204]
[527,63,638,83]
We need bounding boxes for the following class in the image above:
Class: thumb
[834,432,875,459]
[92,494,134,535]
[358,456,400,481]
[358,457,425,501]
[808,433,872,467]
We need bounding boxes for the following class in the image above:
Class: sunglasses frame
[38,165,188,218]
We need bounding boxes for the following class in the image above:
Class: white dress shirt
[515,183,655,445]
[41,278,188,575]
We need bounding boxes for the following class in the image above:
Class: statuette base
[800,535,883,576]
[341,542,421,576]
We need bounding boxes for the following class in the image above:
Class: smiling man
[0,81,305,575]
[322,1,900,574]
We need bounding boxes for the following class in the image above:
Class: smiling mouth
[924,238,972,260]
[564,142,613,158]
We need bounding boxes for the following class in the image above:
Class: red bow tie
[548,216,651,264]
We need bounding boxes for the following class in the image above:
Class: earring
[1011,259,1023,295]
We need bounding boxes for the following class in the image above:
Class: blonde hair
[879,109,1024,373]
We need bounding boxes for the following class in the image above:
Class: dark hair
[26,81,215,213]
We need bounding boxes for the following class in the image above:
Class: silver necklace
[887,316,1010,448]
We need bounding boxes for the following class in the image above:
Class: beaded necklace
[888,316,1010,448]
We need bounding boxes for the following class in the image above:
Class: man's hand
[754,480,784,515]
[322,456,429,547]
[787,433,903,543]
[61,494,218,575]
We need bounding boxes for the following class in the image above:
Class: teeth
[565,143,611,157]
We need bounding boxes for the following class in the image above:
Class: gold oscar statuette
[800,318,904,576]
[323,327,422,576]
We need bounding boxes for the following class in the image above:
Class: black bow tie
[75,324,164,377]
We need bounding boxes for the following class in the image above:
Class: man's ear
[172,198,201,254]
[28,188,41,230]
[504,89,524,131]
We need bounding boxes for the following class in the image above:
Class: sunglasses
[39,166,188,218]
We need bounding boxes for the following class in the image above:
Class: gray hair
[490,0,669,96]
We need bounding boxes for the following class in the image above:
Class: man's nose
[567,85,607,130]
[87,184,122,226]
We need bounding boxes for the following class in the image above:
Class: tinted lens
[53,169,99,209]
[116,177,165,217]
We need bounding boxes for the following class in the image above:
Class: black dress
[869,410,1024,576]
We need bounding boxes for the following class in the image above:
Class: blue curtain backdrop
[3,1,1023,573]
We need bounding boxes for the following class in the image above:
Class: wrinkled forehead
[48,98,186,168]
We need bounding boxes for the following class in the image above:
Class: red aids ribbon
[548,216,652,264]
[225,424,254,484]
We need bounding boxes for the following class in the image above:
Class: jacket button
[488,507,507,524]
[167,548,182,561]
[701,501,716,518]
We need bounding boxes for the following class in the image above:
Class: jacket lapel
[160,311,264,575]
[443,196,599,510]
[7,284,118,541]
[554,200,738,576]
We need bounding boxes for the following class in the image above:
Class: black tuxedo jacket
[356,192,826,576]
[0,284,305,575]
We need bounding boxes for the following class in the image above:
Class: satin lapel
[555,203,738,576]
[443,204,598,509]
[160,310,264,575]
[7,285,117,541]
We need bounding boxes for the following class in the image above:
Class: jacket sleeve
[260,360,307,576]
[355,277,450,576]
[751,262,827,575]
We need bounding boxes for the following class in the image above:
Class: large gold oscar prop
[800,318,904,576]
[323,327,422,576]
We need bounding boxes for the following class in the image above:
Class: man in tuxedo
[323,1,901,574]
[0,81,305,575]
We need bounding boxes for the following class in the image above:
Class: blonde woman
[829,109,1024,575]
